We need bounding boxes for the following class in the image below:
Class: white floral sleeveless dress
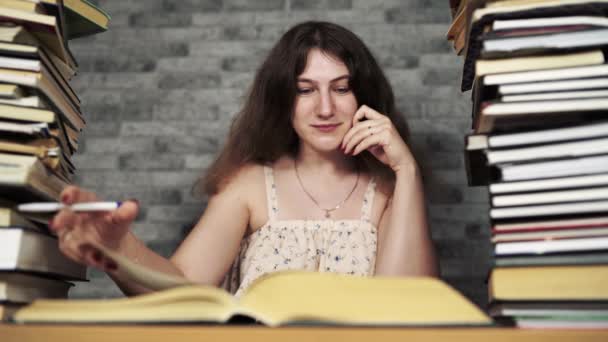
[223,166,378,297]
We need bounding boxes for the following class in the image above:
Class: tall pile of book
[448,0,608,329]
[0,0,109,321]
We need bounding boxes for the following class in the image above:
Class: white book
[494,236,608,255]
[0,95,48,108]
[0,228,86,279]
[490,174,608,194]
[492,187,608,207]
[499,78,608,94]
[490,200,608,220]
[500,155,608,181]
[488,122,608,148]
[484,64,608,85]
[0,121,48,136]
[483,28,608,53]
[483,98,608,116]
[492,16,608,30]
[0,56,41,72]
[0,272,72,303]
[502,89,608,102]
[486,137,608,165]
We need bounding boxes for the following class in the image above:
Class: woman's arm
[341,105,438,277]
[374,164,439,277]
[170,166,252,286]
[109,231,185,296]
[53,166,253,296]
[119,166,252,294]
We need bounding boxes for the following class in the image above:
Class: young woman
[51,21,438,296]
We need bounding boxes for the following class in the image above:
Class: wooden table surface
[1,324,607,342]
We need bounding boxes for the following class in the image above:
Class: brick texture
[71,0,490,307]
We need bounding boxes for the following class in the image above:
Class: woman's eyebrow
[297,75,350,83]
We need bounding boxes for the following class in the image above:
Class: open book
[13,244,491,326]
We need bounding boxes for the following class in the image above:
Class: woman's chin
[300,136,346,154]
[312,143,344,155]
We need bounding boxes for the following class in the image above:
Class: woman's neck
[295,145,357,177]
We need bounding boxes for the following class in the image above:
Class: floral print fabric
[223,166,378,297]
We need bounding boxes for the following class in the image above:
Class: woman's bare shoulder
[219,162,265,193]
[223,162,273,231]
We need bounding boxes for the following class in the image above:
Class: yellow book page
[0,42,38,54]
[0,104,55,123]
[0,84,21,97]
[475,50,605,77]
[238,271,491,327]
[0,140,48,158]
[14,285,237,323]
[490,265,608,301]
[0,7,55,25]
[0,0,39,12]
[13,241,238,323]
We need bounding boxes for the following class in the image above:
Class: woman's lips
[312,123,341,133]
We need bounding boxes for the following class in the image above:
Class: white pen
[17,201,122,213]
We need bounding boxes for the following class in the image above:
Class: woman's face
[292,48,358,153]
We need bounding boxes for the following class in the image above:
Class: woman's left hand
[341,105,415,173]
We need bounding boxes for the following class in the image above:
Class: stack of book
[0,0,109,321]
[448,0,608,328]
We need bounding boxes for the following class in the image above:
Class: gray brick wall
[69,0,491,308]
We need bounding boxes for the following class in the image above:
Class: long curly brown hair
[200,21,409,195]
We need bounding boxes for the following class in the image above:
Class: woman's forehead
[298,48,349,81]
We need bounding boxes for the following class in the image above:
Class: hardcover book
[0,152,68,202]
[489,265,608,301]
[13,271,491,326]
[0,227,87,280]
[0,272,72,303]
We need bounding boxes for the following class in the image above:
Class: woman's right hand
[50,185,139,272]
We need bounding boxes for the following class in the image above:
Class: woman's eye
[335,87,351,94]
[297,88,313,95]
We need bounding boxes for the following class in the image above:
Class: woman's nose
[317,89,334,118]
